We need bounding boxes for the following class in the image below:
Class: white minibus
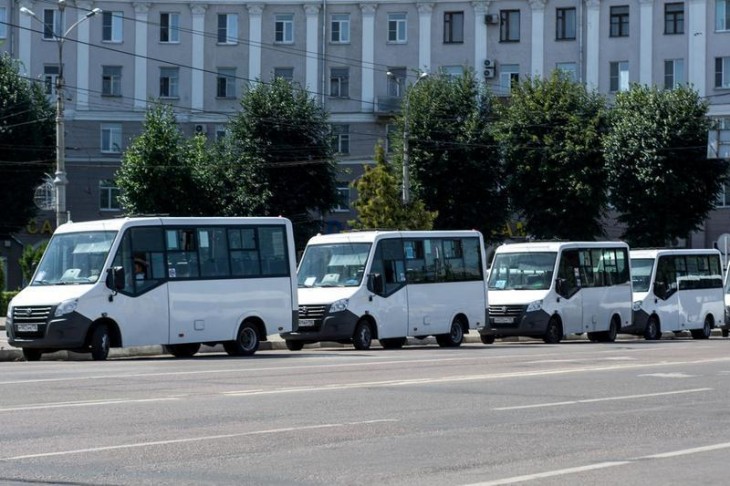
[282,230,488,350]
[6,217,298,361]
[482,241,632,344]
[629,249,724,340]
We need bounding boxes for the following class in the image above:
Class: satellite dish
[717,233,730,255]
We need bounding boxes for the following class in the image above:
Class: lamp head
[20,6,36,17]
[87,7,103,17]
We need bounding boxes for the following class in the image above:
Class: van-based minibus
[724,263,730,338]
[628,249,724,340]
[281,230,488,350]
[6,217,298,361]
[482,241,632,344]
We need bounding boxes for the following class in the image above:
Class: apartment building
[1,0,730,287]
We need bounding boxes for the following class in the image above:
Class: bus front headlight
[330,298,349,313]
[54,299,78,317]
[632,300,643,311]
[526,299,543,313]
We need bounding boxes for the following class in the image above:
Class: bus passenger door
[556,250,583,334]
[368,239,409,339]
[653,255,680,331]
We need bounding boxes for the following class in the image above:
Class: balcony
[373,96,403,115]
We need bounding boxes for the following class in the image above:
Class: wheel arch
[357,314,378,340]
[452,312,469,333]
[240,315,268,342]
[86,317,122,348]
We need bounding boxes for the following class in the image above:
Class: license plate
[17,323,38,332]
[493,317,514,324]
[299,319,316,328]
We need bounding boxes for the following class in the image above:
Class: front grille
[489,305,526,318]
[12,306,52,339]
[299,305,328,319]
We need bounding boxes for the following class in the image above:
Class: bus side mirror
[368,273,384,294]
[106,266,125,291]
[555,278,567,296]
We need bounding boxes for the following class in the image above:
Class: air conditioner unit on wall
[485,14,499,24]
[483,59,496,79]
[194,123,208,135]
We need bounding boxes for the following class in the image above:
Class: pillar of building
[18,1,33,77]
[304,4,320,94]
[190,4,207,112]
[687,0,707,97]
[417,3,433,73]
[133,3,150,110]
[639,0,653,86]
[529,0,546,78]
[360,3,377,112]
[74,0,93,111]
[584,0,600,89]
[248,4,264,84]
[472,1,489,74]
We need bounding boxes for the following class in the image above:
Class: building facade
[1,0,730,288]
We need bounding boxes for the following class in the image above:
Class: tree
[604,85,729,247]
[350,144,437,230]
[223,78,339,245]
[0,54,55,237]
[496,71,609,240]
[396,69,507,238]
[19,241,47,285]
[116,104,212,216]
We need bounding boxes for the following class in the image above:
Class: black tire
[224,322,260,356]
[165,343,201,358]
[437,318,465,347]
[644,317,662,341]
[90,324,111,361]
[723,329,729,338]
[285,340,305,351]
[604,316,620,343]
[543,317,563,344]
[22,348,42,362]
[480,333,496,345]
[690,317,712,340]
[380,337,406,349]
[352,321,372,350]
[587,332,599,342]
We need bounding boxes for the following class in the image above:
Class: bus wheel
[690,317,712,340]
[380,337,406,349]
[22,348,42,362]
[165,343,201,358]
[543,318,562,344]
[90,324,111,361]
[352,321,372,350]
[644,317,662,341]
[437,318,465,347]
[224,322,260,356]
[723,329,729,338]
[285,340,305,351]
[604,316,620,343]
[480,333,496,345]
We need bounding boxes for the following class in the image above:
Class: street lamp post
[394,71,428,205]
[21,1,101,227]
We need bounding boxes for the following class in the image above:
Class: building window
[388,12,407,43]
[273,67,294,82]
[385,124,395,153]
[500,10,520,42]
[499,64,520,95]
[334,185,350,212]
[217,14,238,44]
[216,68,236,98]
[331,125,350,154]
[43,65,59,97]
[664,3,684,34]
[330,68,350,98]
[387,68,406,97]
[441,65,464,79]
[443,12,464,43]
[99,179,121,211]
[102,11,123,42]
[159,67,179,97]
[102,66,122,96]
[43,9,61,40]
[664,59,685,89]
[275,14,294,43]
[716,57,730,88]
[215,124,228,141]
[556,7,576,40]
[610,6,630,37]
[556,62,577,82]
[331,14,350,43]
[101,124,122,153]
[160,12,180,43]
[0,7,7,39]
[610,61,630,92]
[717,0,730,31]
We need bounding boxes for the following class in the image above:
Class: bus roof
[630,248,722,259]
[53,216,293,235]
[305,230,483,245]
[493,241,629,254]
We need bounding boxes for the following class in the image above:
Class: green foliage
[1,291,20,316]
[604,85,728,247]
[19,241,48,284]
[350,144,437,230]
[396,69,507,239]
[0,54,55,237]
[0,258,4,291]
[116,104,213,216]
[496,71,609,240]
[223,78,339,246]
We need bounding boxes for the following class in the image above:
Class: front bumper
[481,307,552,337]
[8,311,92,350]
[282,308,360,343]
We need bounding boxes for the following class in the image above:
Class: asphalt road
[1,338,729,485]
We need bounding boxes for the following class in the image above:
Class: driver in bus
[134,256,148,281]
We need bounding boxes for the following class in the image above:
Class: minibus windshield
[32,231,117,286]
[630,258,654,292]
[488,251,557,290]
[298,243,371,288]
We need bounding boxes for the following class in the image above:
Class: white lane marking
[526,357,636,364]
[464,441,730,486]
[0,419,397,461]
[493,388,712,411]
[0,397,180,413]
[639,372,694,378]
